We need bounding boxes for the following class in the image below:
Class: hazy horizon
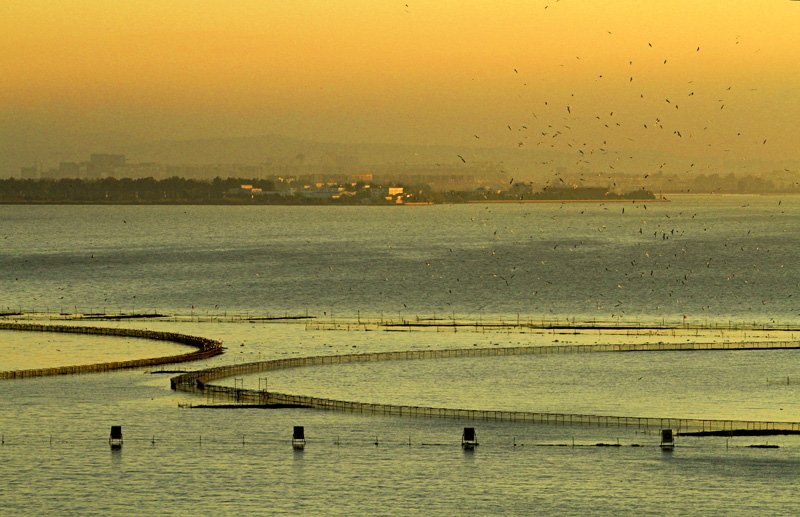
[2,1,799,176]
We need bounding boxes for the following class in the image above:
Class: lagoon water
[2,196,800,514]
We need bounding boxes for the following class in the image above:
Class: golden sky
[2,0,799,167]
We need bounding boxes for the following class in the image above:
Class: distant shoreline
[468,198,668,204]
[0,199,666,206]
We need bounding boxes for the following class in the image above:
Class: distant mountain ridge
[3,132,798,180]
[123,134,800,180]
[124,134,519,167]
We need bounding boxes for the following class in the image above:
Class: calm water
[3,195,800,323]
[2,196,800,514]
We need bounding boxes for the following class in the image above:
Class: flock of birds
[382,2,798,316]
[9,2,799,324]
[319,195,797,324]
[434,1,796,189]
[389,3,799,320]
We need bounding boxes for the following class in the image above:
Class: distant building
[88,154,126,178]
[300,186,345,199]
[58,162,81,177]
[19,166,38,179]
[38,162,85,179]
[226,184,288,198]
[227,185,256,197]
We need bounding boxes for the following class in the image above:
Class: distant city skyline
[9,149,797,199]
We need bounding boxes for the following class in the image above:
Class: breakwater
[171,340,800,433]
[0,322,222,379]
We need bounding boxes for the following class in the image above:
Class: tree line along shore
[0,177,657,205]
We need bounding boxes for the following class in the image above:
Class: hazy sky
[2,0,799,171]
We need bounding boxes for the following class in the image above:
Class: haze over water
[4,1,800,513]
[2,197,800,514]
[4,195,800,324]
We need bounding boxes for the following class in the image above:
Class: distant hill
[4,132,799,182]
[95,134,800,179]
[124,134,529,167]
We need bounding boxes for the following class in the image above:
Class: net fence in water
[0,322,222,379]
[171,341,800,433]
[3,321,798,432]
